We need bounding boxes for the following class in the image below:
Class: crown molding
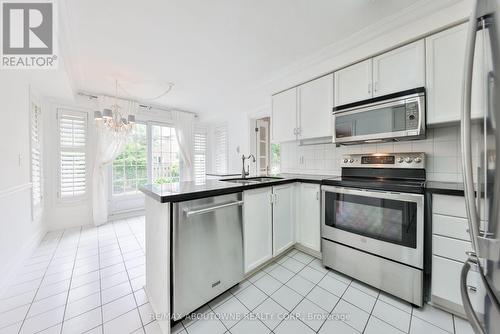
[256,0,465,93]
[57,0,84,97]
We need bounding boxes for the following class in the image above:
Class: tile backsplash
[280,125,481,182]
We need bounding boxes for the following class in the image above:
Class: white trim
[261,0,468,93]
[0,183,32,199]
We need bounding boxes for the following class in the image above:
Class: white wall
[0,73,46,293]
[224,2,473,180]
[280,124,481,183]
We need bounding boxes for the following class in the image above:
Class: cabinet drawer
[433,214,470,241]
[433,195,467,218]
[432,214,486,241]
[431,255,484,314]
[433,194,485,219]
[432,235,472,262]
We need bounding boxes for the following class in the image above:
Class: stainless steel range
[321,152,426,306]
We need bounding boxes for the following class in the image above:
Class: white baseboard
[0,224,46,298]
[108,209,145,222]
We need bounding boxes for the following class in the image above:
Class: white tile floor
[0,217,474,334]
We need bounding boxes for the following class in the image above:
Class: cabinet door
[243,188,273,273]
[372,40,425,97]
[431,255,485,316]
[272,184,294,256]
[271,88,297,142]
[298,74,334,140]
[334,59,373,106]
[297,183,321,252]
[426,23,490,125]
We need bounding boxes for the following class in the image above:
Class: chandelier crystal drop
[94,79,136,134]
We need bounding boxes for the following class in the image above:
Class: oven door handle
[321,185,424,204]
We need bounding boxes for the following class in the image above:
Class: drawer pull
[467,285,477,293]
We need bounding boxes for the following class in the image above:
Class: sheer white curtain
[92,96,137,226]
[173,111,195,182]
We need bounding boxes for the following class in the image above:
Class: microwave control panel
[405,101,419,130]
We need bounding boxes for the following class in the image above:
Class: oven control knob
[405,157,413,163]
[397,157,404,163]
[343,159,348,163]
[349,159,354,163]
[414,157,422,163]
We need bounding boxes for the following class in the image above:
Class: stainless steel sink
[222,176,283,184]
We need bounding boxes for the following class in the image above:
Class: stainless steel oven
[321,152,426,306]
[332,87,425,145]
[321,186,424,268]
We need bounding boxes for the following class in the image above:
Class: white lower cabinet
[243,183,296,273]
[431,194,486,317]
[272,183,295,256]
[243,187,273,273]
[297,183,321,252]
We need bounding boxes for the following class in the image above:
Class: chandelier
[94,79,136,133]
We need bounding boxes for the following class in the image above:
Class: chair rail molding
[0,183,32,199]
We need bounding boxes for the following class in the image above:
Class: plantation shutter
[31,103,42,208]
[193,126,207,181]
[58,109,87,199]
[214,125,228,174]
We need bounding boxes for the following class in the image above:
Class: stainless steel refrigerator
[461,0,500,333]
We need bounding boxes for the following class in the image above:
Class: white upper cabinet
[372,40,425,97]
[297,183,321,253]
[243,187,273,273]
[272,184,295,256]
[426,23,491,125]
[271,88,297,143]
[334,59,373,106]
[298,74,334,140]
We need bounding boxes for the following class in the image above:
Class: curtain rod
[77,91,198,117]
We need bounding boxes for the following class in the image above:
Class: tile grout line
[361,288,380,333]
[315,273,354,333]
[98,224,105,333]
[247,254,325,333]
[15,230,65,334]
[59,226,84,334]
[111,221,144,333]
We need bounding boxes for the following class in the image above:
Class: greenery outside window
[112,123,147,195]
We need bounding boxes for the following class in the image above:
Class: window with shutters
[112,123,147,195]
[58,109,88,199]
[193,126,207,182]
[31,102,42,210]
[151,124,180,184]
[214,125,228,174]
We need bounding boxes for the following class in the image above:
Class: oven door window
[324,192,417,248]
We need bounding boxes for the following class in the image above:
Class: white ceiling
[65,0,445,119]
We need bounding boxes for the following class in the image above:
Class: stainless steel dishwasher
[172,192,244,320]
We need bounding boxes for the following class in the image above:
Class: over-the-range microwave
[332,87,426,145]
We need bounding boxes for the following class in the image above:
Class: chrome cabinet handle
[467,285,477,293]
[368,83,372,94]
[184,201,244,217]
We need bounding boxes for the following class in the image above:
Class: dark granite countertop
[140,173,334,203]
[425,181,468,196]
[140,172,471,202]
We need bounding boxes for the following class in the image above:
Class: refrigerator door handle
[461,0,482,257]
[461,256,486,334]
